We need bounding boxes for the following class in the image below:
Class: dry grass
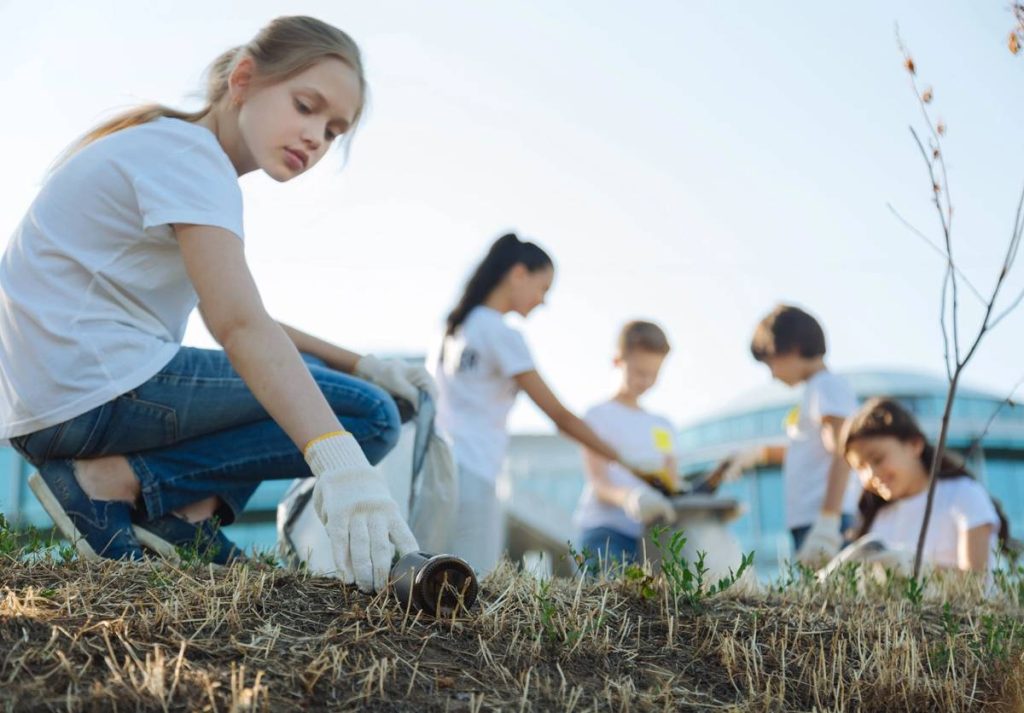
[2,553,1024,712]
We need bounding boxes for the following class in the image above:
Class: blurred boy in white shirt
[718,304,860,566]
[574,321,678,570]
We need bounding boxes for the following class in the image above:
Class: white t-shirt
[573,400,677,538]
[0,118,243,438]
[433,306,535,480]
[869,477,1000,571]
[782,369,861,529]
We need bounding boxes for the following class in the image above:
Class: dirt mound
[2,558,1023,712]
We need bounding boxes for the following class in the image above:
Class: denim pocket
[101,391,180,453]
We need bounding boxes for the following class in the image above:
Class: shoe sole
[133,525,242,568]
[131,526,181,563]
[28,471,100,561]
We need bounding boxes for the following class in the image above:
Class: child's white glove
[861,545,917,576]
[306,432,419,592]
[720,445,764,483]
[796,512,843,566]
[624,486,676,525]
[355,354,437,406]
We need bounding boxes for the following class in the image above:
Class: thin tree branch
[896,32,1024,578]
[959,228,1021,369]
[886,203,986,304]
[954,184,1024,356]
[910,126,961,364]
[963,371,1024,463]
[989,287,1024,330]
[912,82,958,354]
[900,27,960,363]
[892,28,1024,577]
[939,259,954,380]
[914,370,960,575]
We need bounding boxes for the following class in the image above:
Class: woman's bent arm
[514,370,621,464]
[583,448,632,507]
[278,322,362,374]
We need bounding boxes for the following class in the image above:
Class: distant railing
[1,448,32,526]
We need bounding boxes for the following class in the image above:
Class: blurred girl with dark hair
[842,397,1009,573]
[434,233,648,574]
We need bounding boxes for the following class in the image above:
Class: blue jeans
[790,513,856,551]
[579,526,642,574]
[10,347,401,525]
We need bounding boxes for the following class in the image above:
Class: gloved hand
[624,485,677,525]
[719,445,764,484]
[796,512,843,567]
[624,456,678,496]
[306,431,419,592]
[861,545,916,576]
[355,355,438,406]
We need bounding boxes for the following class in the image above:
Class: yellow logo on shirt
[653,427,673,453]
[784,406,800,429]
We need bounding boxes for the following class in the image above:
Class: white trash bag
[277,392,457,576]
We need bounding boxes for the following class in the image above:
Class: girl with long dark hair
[433,233,663,574]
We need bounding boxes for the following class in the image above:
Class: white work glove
[306,432,419,592]
[861,545,916,576]
[796,512,843,567]
[816,537,917,583]
[624,486,677,526]
[719,445,764,484]
[355,354,438,406]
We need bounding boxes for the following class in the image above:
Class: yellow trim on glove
[303,429,350,456]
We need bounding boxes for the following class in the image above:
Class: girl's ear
[228,56,256,105]
[506,262,528,283]
[910,436,926,458]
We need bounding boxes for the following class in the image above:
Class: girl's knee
[319,373,403,464]
[369,396,402,464]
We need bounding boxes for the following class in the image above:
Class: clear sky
[2,1,1022,433]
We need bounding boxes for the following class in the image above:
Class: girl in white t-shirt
[434,233,648,575]
[841,398,1009,574]
[0,17,427,593]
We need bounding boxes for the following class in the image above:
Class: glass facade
[986,458,1024,530]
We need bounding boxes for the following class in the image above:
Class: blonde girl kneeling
[0,17,427,592]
